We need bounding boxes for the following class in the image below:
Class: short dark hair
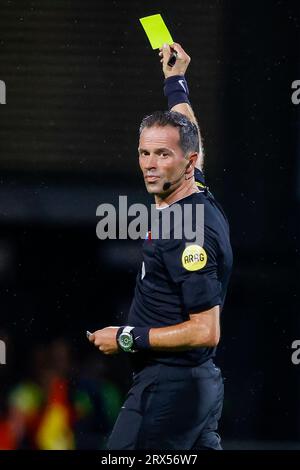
[139,110,200,157]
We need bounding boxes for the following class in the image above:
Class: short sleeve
[159,225,222,314]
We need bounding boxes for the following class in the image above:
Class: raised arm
[159,43,204,170]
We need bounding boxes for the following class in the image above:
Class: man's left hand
[159,43,191,79]
[88,327,119,355]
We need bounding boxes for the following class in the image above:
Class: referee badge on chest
[181,244,207,271]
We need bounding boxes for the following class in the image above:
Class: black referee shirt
[128,170,233,370]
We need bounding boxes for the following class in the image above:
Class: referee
[89,43,233,450]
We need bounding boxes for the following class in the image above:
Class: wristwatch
[117,326,136,353]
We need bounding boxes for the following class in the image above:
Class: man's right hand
[159,43,191,79]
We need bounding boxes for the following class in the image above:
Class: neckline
[156,190,200,210]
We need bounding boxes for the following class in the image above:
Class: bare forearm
[171,103,198,127]
[149,319,214,351]
[171,102,203,170]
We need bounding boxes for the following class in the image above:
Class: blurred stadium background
[0,0,299,449]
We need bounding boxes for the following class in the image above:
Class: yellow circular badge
[181,245,207,271]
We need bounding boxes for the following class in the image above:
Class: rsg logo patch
[181,245,207,271]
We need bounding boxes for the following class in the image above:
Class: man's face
[138,125,187,195]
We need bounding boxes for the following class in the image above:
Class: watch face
[119,332,134,352]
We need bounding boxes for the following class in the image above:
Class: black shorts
[107,359,224,450]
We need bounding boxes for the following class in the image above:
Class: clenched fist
[159,43,191,79]
[88,327,119,355]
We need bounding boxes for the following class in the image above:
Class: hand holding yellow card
[139,14,174,50]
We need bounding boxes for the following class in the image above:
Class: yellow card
[139,14,173,50]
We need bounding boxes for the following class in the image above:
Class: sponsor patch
[181,245,207,271]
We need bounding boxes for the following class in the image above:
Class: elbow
[192,325,220,348]
[207,331,220,347]
[207,323,220,347]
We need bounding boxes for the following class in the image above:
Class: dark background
[0,0,299,449]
